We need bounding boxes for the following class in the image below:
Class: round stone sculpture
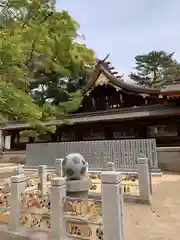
[62,153,87,180]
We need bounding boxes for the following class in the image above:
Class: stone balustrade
[6,171,125,240]
[0,156,151,239]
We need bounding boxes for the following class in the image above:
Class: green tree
[0,0,95,133]
[29,57,93,106]
[129,51,175,87]
[163,62,180,83]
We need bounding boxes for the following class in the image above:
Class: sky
[57,0,180,79]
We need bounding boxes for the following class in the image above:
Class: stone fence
[25,139,159,172]
[3,172,124,240]
[23,155,151,204]
[0,157,151,240]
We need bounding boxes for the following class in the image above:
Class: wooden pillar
[0,130,4,152]
[56,127,62,142]
[134,123,147,139]
[177,119,180,136]
[104,126,113,140]
[75,126,83,141]
[29,136,35,143]
[17,131,20,145]
[51,133,57,142]
[163,96,168,105]
[4,135,11,150]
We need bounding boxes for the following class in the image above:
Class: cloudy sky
[57,0,180,77]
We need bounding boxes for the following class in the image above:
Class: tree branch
[40,11,53,24]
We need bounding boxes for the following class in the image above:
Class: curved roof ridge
[100,64,160,94]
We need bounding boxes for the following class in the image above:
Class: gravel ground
[125,173,180,240]
[0,171,17,180]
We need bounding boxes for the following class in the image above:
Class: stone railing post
[50,177,67,240]
[137,155,151,204]
[8,175,25,232]
[15,165,25,194]
[15,165,24,176]
[107,162,115,171]
[38,165,47,196]
[55,158,63,177]
[101,171,124,240]
[86,162,89,177]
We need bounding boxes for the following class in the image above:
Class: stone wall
[157,147,180,172]
[25,140,158,171]
[3,146,180,173]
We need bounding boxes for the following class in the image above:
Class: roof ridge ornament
[102,53,110,62]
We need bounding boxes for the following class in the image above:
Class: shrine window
[83,127,105,140]
[19,135,29,143]
[83,127,91,140]
[123,94,145,107]
[147,125,178,137]
[91,130,105,140]
[61,129,76,141]
[35,134,52,142]
[113,127,136,139]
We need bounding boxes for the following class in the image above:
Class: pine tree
[163,62,180,83]
[129,51,175,87]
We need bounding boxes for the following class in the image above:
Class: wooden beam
[108,67,115,71]
[105,61,111,65]
[111,71,118,75]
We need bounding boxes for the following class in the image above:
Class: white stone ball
[62,153,87,180]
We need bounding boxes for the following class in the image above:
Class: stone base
[66,177,92,198]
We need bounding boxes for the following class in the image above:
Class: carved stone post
[15,165,25,194]
[107,161,115,171]
[8,175,25,232]
[50,177,67,239]
[55,158,63,177]
[137,155,151,204]
[38,165,47,196]
[101,171,124,240]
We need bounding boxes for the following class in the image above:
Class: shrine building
[1,56,180,171]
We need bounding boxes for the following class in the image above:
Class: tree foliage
[129,51,176,87]
[0,0,95,132]
[163,62,180,83]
